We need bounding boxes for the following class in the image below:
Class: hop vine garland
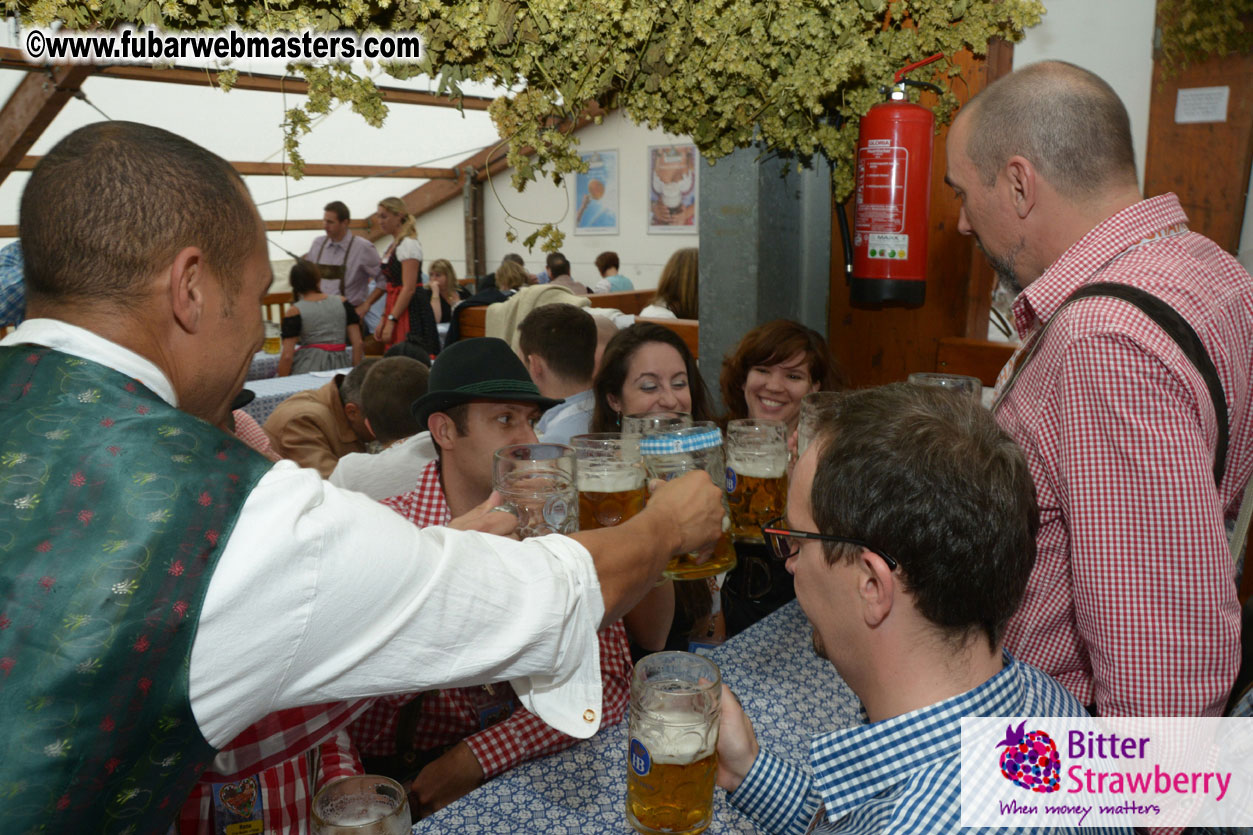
[13,0,1055,249]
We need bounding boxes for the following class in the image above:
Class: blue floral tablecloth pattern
[413,600,863,833]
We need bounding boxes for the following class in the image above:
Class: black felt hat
[411,337,563,431]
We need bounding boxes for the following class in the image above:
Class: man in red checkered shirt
[945,61,1252,717]
[351,337,634,818]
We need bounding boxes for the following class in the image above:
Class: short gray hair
[964,61,1138,200]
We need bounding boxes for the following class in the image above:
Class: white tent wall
[416,109,698,291]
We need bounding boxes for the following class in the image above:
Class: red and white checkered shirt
[995,193,1250,717]
[231,409,281,462]
[361,460,633,779]
[176,726,364,834]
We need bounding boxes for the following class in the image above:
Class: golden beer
[626,750,718,834]
[578,479,647,530]
[262,321,282,355]
[626,653,721,835]
[725,456,788,543]
[664,529,736,580]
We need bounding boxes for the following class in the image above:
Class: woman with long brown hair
[591,322,718,658]
[638,247,698,320]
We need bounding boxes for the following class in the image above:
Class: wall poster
[647,144,698,233]
[574,150,619,235]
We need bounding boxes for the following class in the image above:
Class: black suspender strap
[1012,282,1228,487]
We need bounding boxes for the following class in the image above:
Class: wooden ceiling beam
[13,155,458,180]
[0,63,93,185]
[3,219,375,235]
[0,47,494,110]
[1,220,375,237]
[260,219,372,232]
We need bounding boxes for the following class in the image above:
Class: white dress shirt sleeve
[189,461,605,747]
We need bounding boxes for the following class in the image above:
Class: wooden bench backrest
[262,292,291,323]
[935,337,1015,387]
[588,289,655,315]
[454,304,699,358]
[457,304,488,339]
[636,317,699,359]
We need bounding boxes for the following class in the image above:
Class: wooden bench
[588,289,655,315]
[935,337,1015,388]
[454,304,699,358]
[262,292,290,323]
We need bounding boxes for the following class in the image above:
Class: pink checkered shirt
[176,713,367,833]
[995,193,1250,717]
[231,409,280,462]
[361,460,633,779]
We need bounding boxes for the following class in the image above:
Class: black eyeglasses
[762,517,900,571]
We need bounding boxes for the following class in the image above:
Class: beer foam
[727,453,787,479]
[635,708,716,764]
[577,470,645,493]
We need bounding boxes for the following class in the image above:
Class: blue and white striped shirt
[729,652,1133,835]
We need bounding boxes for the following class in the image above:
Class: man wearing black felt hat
[364,337,635,817]
[402,337,563,519]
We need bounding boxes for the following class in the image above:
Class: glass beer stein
[621,411,692,437]
[492,443,578,538]
[725,419,788,543]
[640,423,736,580]
[572,434,648,530]
[626,652,721,835]
[907,371,983,401]
[262,320,281,355]
[796,391,843,457]
[311,775,410,835]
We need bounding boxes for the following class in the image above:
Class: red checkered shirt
[231,409,280,462]
[995,193,1250,717]
[360,460,632,779]
[179,707,368,832]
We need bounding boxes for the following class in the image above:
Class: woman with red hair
[719,319,843,435]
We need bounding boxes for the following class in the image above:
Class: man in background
[946,60,1253,717]
[330,355,436,500]
[518,303,597,445]
[265,357,377,476]
[305,200,384,331]
[547,253,592,295]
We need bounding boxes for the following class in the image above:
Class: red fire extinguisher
[849,54,944,306]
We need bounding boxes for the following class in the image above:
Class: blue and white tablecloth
[247,350,280,381]
[413,600,862,833]
[239,369,349,424]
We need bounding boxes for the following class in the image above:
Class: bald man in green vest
[0,121,724,831]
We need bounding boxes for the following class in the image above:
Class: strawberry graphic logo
[997,721,1061,793]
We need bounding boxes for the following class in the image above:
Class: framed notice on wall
[575,150,619,235]
[647,144,698,233]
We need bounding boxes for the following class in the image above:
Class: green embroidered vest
[0,346,272,832]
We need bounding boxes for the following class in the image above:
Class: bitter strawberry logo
[997,721,1061,793]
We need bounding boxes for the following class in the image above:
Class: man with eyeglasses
[715,384,1129,834]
